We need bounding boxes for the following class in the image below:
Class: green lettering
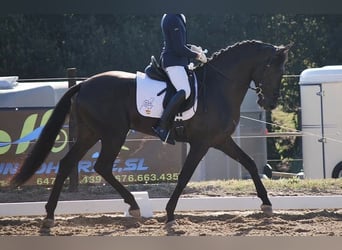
[41,109,53,125]
[51,129,68,153]
[15,114,38,154]
[0,130,11,154]
[43,109,68,153]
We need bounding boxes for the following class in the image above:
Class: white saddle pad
[136,71,197,120]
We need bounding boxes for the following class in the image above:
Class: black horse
[11,40,292,228]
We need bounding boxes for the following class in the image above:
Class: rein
[204,61,265,97]
[205,62,230,81]
[198,61,235,112]
[199,47,278,109]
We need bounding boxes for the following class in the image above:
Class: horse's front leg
[166,142,209,224]
[214,137,272,216]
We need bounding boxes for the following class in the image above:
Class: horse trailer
[300,65,342,178]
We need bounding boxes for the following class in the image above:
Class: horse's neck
[204,61,253,106]
[195,68,249,130]
[197,43,274,116]
[193,67,249,122]
[225,77,251,110]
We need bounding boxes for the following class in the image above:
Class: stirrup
[152,127,175,145]
[163,131,171,145]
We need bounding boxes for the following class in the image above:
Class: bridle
[198,43,291,111]
[249,84,264,98]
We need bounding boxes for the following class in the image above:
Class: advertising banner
[0,108,184,186]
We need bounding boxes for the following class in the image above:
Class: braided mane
[209,40,279,61]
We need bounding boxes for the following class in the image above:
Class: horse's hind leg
[93,134,140,217]
[214,137,272,216]
[42,131,98,229]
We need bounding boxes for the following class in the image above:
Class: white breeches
[164,66,191,99]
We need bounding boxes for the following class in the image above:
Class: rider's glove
[190,45,203,53]
[197,52,207,63]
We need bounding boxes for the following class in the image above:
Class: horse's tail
[10,84,82,188]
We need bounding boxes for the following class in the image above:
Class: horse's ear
[284,41,294,51]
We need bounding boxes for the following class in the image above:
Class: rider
[152,13,207,145]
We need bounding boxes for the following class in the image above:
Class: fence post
[67,68,78,192]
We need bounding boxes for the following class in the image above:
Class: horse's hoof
[41,218,55,228]
[129,209,141,218]
[164,220,178,229]
[261,205,273,216]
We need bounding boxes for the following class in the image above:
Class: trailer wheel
[332,162,342,178]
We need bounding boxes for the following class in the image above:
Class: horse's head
[252,42,293,110]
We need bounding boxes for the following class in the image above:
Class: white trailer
[299,66,342,178]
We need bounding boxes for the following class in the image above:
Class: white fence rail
[1,192,341,218]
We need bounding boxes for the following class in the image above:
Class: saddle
[144,56,196,113]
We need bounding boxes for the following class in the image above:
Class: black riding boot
[152,90,186,145]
